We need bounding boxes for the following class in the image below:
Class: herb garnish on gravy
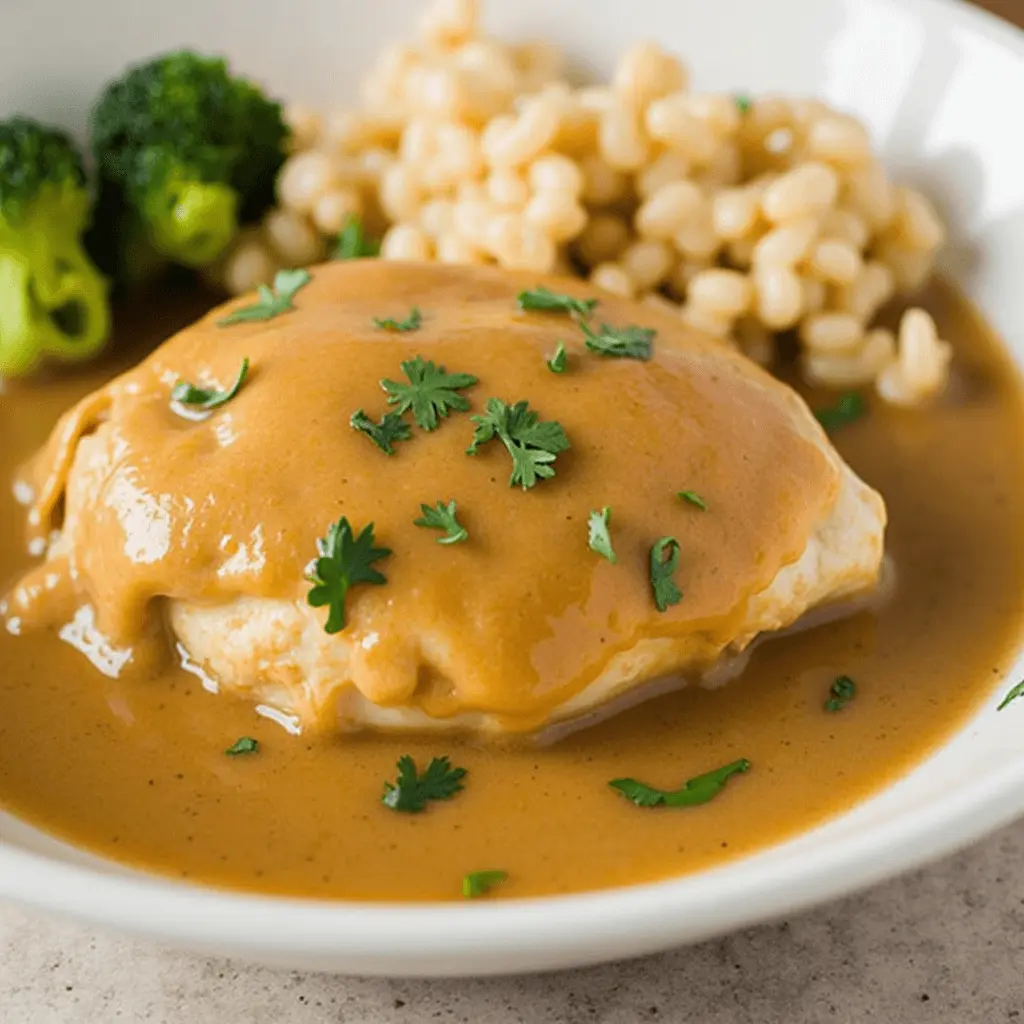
[467,397,570,490]
[382,356,478,431]
[587,507,616,563]
[462,870,508,899]
[516,283,655,362]
[373,306,422,332]
[677,490,708,511]
[171,357,249,411]
[306,517,390,635]
[382,756,467,813]
[578,319,655,360]
[517,285,598,318]
[824,676,857,712]
[546,341,568,373]
[650,537,683,612]
[998,680,1024,711]
[349,408,412,455]
[610,759,752,808]
[225,737,259,757]
[414,500,469,545]
[217,268,311,325]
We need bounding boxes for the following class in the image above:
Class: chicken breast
[6,261,885,737]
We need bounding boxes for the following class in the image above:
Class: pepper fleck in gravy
[0,276,1022,901]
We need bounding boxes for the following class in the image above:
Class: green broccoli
[90,51,289,274]
[0,117,110,377]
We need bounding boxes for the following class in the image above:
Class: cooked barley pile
[210,0,952,407]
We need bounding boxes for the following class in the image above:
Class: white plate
[2,0,1024,977]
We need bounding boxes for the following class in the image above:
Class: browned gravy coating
[0,274,1022,901]
[8,262,843,731]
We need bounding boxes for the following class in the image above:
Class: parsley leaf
[467,397,571,490]
[382,356,479,431]
[824,675,857,712]
[610,758,751,808]
[374,306,422,332]
[518,286,598,318]
[225,736,259,756]
[677,490,708,511]
[998,679,1024,711]
[462,870,508,898]
[588,506,616,563]
[306,517,390,634]
[414,499,468,544]
[333,216,380,260]
[814,392,866,431]
[350,408,412,455]
[382,755,467,813]
[218,268,311,325]
[547,341,568,374]
[650,537,682,612]
[578,319,655,360]
[735,94,753,114]
[172,358,249,411]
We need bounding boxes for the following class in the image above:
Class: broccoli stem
[0,258,40,376]
[0,217,110,377]
[143,178,238,267]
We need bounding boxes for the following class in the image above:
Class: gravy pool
[1,279,1022,901]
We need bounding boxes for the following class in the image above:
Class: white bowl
[2,0,1024,977]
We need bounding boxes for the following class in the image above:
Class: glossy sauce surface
[8,262,841,730]
[0,276,1022,901]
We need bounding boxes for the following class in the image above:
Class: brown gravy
[1,278,1023,901]
[8,262,847,732]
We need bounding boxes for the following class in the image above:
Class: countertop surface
[5,1,1024,1021]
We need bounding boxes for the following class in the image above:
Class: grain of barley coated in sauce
[0,275,1022,901]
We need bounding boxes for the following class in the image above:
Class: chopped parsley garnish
[518,286,598,318]
[382,356,479,431]
[373,306,422,332]
[814,392,866,431]
[578,319,655,361]
[382,755,467,813]
[998,679,1024,711]
[225,736,259,756]
[306,517,390,634]
[414,499,468,545]
[350,408,411,455]
[462,870,508,899]
[824,675,857,712]
[735,94,753,114]
[547,341,568,374]
[609,758,751,808]
[218,268,311,325]
[172,358,249,411]
[333,216,380,260]
[677,490,708,511]
[588,507,616,563]
[650,537,682,612]
[467,397,570,490]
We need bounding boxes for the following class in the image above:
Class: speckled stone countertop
[2,821,1024,1023]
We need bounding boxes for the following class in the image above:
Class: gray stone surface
[2,822,1024,1023]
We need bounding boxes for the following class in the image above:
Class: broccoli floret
[91,51,289,273]
[0,117,111,377]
